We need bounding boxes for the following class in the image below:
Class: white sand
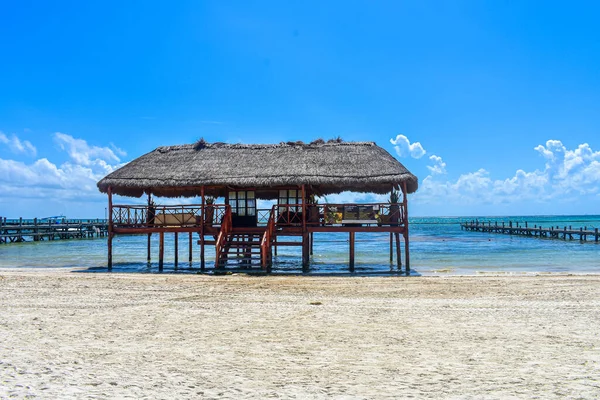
[1,272,599,399]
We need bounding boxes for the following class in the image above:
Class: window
[278,188,303,212]
[228,190,256,216]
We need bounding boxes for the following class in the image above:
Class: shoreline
[2,271,599,398]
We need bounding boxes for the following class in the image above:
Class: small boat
[38,215,67,224]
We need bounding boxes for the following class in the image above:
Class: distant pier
[461,220,599,243]
[0,217,108,244]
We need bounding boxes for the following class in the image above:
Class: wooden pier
[461,220,600,243]
[0,217,108,244]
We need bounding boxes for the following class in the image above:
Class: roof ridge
[156,141,376,153]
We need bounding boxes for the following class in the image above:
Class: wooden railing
[214,206,233,268]
[260,206,277,269]
[110,203,406,229]
[276,203,407,226]
[111,204,229,228]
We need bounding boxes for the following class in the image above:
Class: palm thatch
[97,141,418,198]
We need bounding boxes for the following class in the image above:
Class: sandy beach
[1,272,599,399]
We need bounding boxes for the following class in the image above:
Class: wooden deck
[461,220,600,242]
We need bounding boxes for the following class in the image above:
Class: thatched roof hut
[97,140,418,198]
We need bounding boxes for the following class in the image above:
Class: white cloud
[390,134,426,159]
[0,131,37,157]
[415,139,600,207]
[426,154,446,175]
[0,133,126,210]
[54,132,124,166]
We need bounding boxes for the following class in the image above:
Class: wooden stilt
[147,233,151,263]
[147,192,152,264]
[174,232,178,267]
[107,186,113,270]
[394,232,401,270]
[108,233,113,270]
[159,231,164,271]
[301,185,309,272]
[403,182,410,273]
[389,232,393,264]
[200,186,205,272]
[274,239,278,256]
[310,232,314,255]
[349,231,355,272]
[188,232,193,264]
[301,232,309,272]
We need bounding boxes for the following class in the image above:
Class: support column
[174,232,178,267]
[301,232,310,272]
[200,186,205,272]
[403,182,410,273]
[107,186,113,270]
[147,192,152,264]
[389,232,393,264]
[147,233,151,264]
[349,231,355,272]
[395,232,402,270]
[310,232,314,255]
[301,185,309,272]
[159,231,164,271]
[188,232,193,264]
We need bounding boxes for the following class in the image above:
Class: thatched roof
[97,141,418,198]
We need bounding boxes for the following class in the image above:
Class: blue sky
[1,1,599,217]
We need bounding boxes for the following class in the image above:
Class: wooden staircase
[216,228,266,269]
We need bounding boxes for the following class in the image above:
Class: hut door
[228,190,257,227]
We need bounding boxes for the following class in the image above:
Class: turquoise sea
[1,215,599,275]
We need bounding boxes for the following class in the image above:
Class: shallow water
[1,215,599,275]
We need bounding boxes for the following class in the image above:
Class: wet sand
[1,271,599,399]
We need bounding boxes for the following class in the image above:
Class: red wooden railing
[276,203,406,226]
[110,204,229,228]
[214,205,233,268]
[260,206,277,270]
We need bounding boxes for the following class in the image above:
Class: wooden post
[395,232,402,270]
[301,185,309,270]
[147,192,152,263]
[200,186,205,272]
[107,186,113,270]
[147,233,151,263]
[33,217,39,241]
[349,231,355,272]
[402,182,410,272]
[302,232,309,272]
[310,232,314,256]
[188,232,193,264]
[159,231,164,270]
[174,232,179,266]
[389,232,393,264]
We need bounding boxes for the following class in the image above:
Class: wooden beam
[147,233,151,264]
[349,231,355,272]
[395,232,402,270]
[159,231,164,271]
[147,192,152,264]
[403,181,410,272]
[200,186,205,271]
[301,232,309,272]
[188,232,193,264]
[389,232,393,264]
[108,186,113,270]
[174,232,178,267]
